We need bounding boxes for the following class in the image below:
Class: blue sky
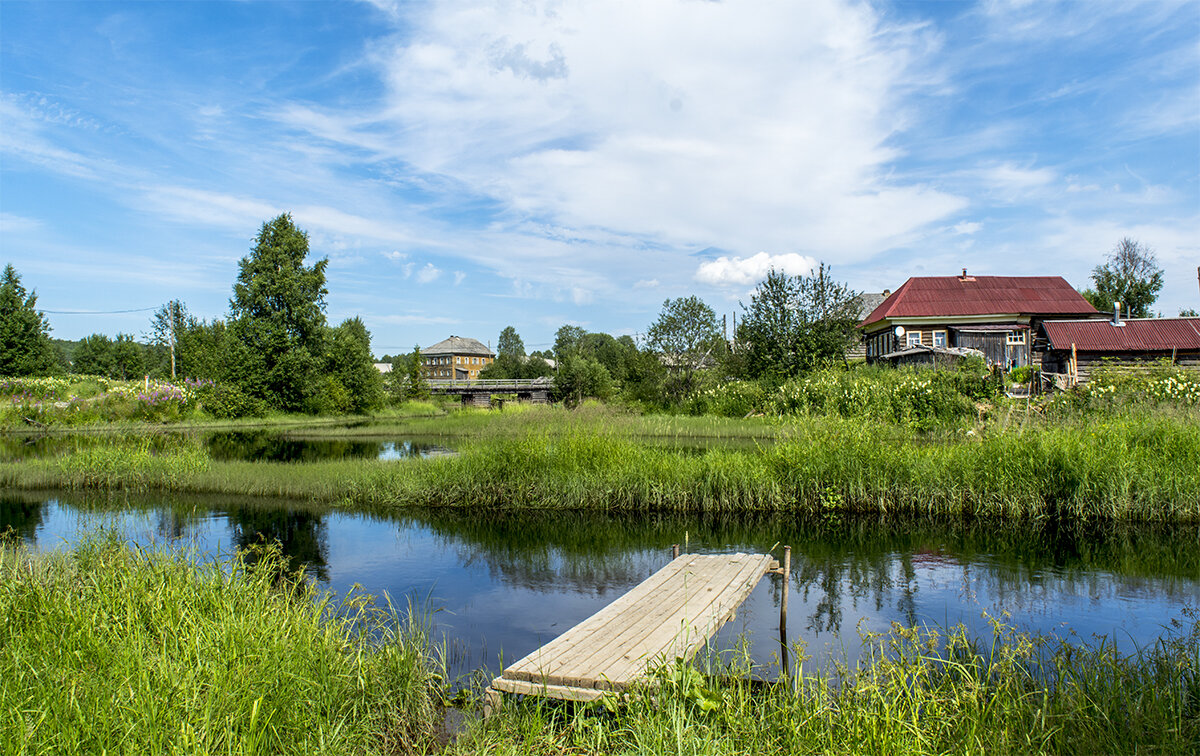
[2,0,1197,356]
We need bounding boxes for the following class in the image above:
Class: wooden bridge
[427,378,553,407]
[486,548,791,709]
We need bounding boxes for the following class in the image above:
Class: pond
[0,431,456,462]
[2,493,1196,685]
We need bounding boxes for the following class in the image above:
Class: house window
[1006,331,1026,345]
[932,330,947,348]
[906,331,922,347]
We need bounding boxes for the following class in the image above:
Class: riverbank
[0,534,440,755]
[2,534,1195,755]
[455,617,1199,755]
[2,407,1198,521]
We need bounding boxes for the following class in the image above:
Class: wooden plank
[507,554,771,691]
[494,552,775,702]
[502,555,696,680]
[507,555,745,687]
[582,555,771,690]
[564,555,757,689]
[503,556,705,684]
[489,677,607,702]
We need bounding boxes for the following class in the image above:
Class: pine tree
[0,264,58,376]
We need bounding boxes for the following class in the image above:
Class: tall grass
[54,436,210,491]
[2,409,1197,520]
[0,534,441,755]
[458,615,1200,755]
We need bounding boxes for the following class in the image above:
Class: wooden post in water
[780,545,791,678]
[672,544,680,559]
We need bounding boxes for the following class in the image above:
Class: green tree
[72,334,114,376]
[109,334,145,380]
[484,326,527,378]
[552,354,614,407]
[0,264,57,376]
[1081,238,1164,318]
[497,326,525,358]
[645,296,722,400]
[323,317,384,414]
[229,214,329,412]
[149,300,192,379]
[736,263,858,380]
[404,344,429,400]
[553,325,587,362]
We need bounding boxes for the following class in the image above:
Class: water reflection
[0,431,456,463]
[3,492,1196,682]
[203,431,455,463]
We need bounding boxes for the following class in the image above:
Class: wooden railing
[426,378,553,390]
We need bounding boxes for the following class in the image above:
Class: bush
[196,382,268,419]
[1044,364,1200,415]
[685,380,767,417]
[765,365,993,429]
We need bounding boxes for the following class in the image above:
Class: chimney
[1112,301,1124,327]
[958,268,974,281]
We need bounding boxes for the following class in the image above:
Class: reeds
[2,406,1197,521]
[0,534,441,755]
[458,615,1200,755]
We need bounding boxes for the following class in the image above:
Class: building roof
[861,273,1097,329]
[1042,318,1200,352]
[422,335,494,357]
[851,291,890,321]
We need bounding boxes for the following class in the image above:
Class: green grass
[457,616,1200,755]
[2,407,1197,521]
[0,534,441,755]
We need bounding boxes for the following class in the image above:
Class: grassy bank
[2,532,1194,754]
[0,535,440,755]
[2,408,1197,521]
[457,617,1199,755]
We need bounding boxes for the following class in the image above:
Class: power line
[40,306,158,315]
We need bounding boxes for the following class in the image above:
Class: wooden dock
[486,550,783,706]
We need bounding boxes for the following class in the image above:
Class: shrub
[685,380,767,417]
[196,382,268,419]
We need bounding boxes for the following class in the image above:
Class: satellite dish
[894,325,906,337]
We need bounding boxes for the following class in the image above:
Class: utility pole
[169,301,177,379]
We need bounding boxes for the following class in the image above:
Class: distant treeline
[4,215,869,415]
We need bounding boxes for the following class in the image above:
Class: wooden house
[860,270,1099,368]
[421,336,495,380]
[1040,314,1200,384]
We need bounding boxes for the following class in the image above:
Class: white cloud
[453,271,466,285]
[284,0,966,266]
[383,250,407,261]
[633,279,659,289]
[953,221,982,235]
[0,212,43,234]
[695,252,818,287]
[415,262,441,283]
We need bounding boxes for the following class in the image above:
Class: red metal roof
[1042,318,1200,352]
[861,275,1097,328]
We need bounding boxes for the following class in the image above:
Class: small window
[932,330,947,348]
[1007,331,1026,345]
[906,331,922,347]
